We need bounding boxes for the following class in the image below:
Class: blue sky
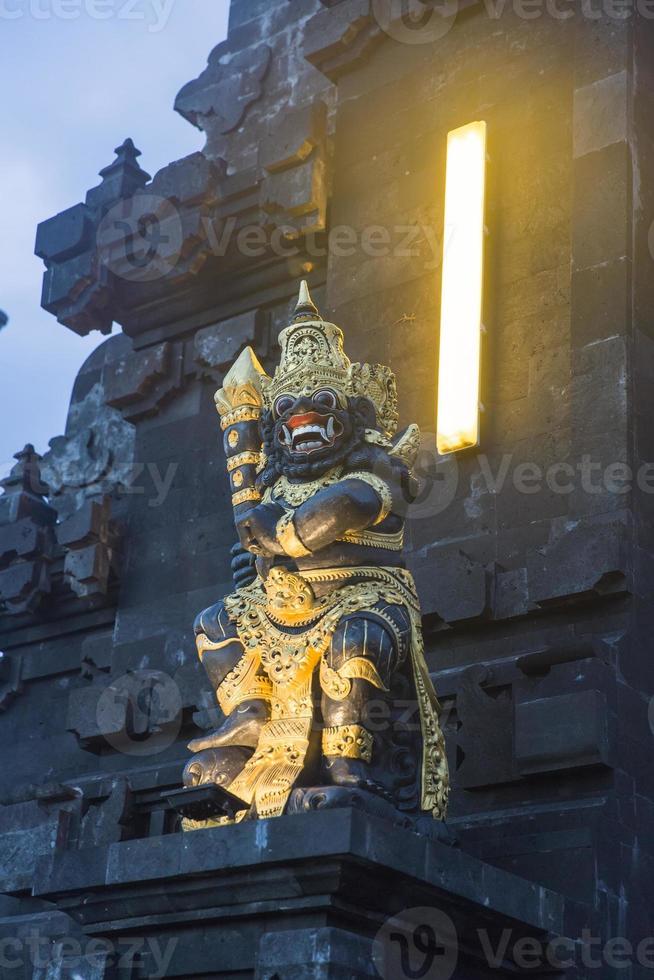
[0,0,230,480]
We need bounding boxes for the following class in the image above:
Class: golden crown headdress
[262,282,399,438]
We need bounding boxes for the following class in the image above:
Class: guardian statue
[181,283,449,829]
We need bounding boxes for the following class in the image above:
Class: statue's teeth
[326,417,335,438]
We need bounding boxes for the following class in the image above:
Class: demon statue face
[258,283,399,486]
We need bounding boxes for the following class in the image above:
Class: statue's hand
[230,542,257,589]
[236,502,286,557]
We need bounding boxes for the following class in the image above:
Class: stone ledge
[32,808,566,932]
[25,808,583,978]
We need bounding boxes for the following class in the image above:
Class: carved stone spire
[0,444,50,510]
[292,279,321,322]
[86,138,151,209]
[0,445,56,614]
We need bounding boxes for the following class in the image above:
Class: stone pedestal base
[29,808,578,979]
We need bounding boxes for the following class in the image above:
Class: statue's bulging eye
[313,389,338,410]
[274,394,295,417]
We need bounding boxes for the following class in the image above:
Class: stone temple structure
[1,1,654,976]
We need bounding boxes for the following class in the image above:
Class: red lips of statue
[279,411,344,454]
[286,411,330,431]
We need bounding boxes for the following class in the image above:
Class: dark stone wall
[2,0,654,975]
[314,3,654,949]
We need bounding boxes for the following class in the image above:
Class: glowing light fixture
[437,120,487,455]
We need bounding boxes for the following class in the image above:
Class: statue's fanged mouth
[279,411,343,455]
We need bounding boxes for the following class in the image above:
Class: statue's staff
[214,346,268,543]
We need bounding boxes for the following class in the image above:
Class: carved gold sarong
[218,566,449,820]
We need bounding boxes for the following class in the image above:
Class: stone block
[149,152,221,205]
[104,341,185,422]
[571,257,629,349]
[304,0,375,79]
[456,667,515,789]
[78,778,132,850]
[66,684,115,753]
[261,154,327,218]
[413,545,490,622]
[0,560,51,613]
[57,497,118,598]
[57,498,111,550]
[572,141,630,271]
[260,101,327,174]
[493,565,530,620]
[0,651,22,711]
[228,0,284,29]
[0,802,67,893]
[257,927,377,980]
[41,249,98,310]
[194,310,266,373]
[32,949,118,980]
[34,202,92,263]
[573,71,628,159]
[526,517,629,606]
[515,691,613,775]
[104,342,170,409]
[0,519,45,565]
[64,544,111,596]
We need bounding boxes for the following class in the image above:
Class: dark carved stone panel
[434,654,617,795]
[175,43,273,136]
[194,309,269,377]
[104,341,185,422]
[304,0,382,81]
[56,497,121,599]
[0,447,56,616]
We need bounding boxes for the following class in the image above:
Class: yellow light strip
[437,120,487,455]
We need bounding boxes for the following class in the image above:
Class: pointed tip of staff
[293,279,321,321]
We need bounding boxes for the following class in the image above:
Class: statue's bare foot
[188,700,269,752]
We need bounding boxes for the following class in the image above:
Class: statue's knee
[329,613,401,688]
[194,601,237,644]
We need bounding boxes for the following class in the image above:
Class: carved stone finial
[0,310,7,331]
[293,280,321,322]
[99,138,149,182]
[1,445,49,499]
[85,138,150,209]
